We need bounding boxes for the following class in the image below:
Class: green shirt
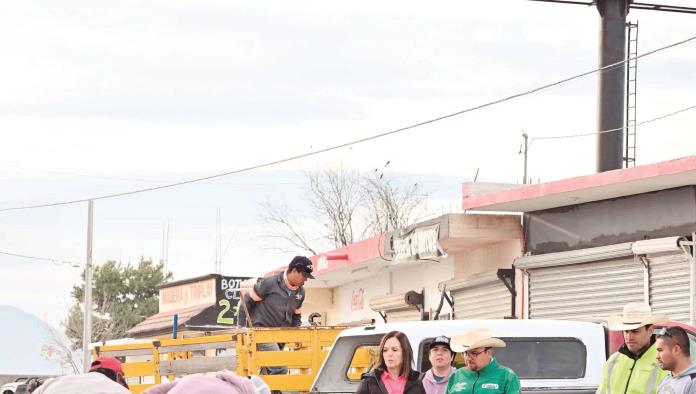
[446,358,521,394]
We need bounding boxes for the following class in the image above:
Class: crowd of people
[23,255,696,394]
[356,328,520,394]
[354,303,696,394]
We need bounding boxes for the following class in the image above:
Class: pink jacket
[421,367,456,394]
[143,371,256,394]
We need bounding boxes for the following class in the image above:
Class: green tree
[64,258,172,350]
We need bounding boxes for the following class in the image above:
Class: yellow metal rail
[93,327,346,394]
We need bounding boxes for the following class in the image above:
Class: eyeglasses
[463,347,490,358]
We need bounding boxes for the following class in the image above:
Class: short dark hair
[373,331,414,377]
[657,326,691,357]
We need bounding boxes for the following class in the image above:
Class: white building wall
[329,258,457,324]
[335,274,384,325]
[311,240,521,325]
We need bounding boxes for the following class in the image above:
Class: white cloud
[0,0,695,323]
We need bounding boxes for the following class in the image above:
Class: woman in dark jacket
[357,331,425,394]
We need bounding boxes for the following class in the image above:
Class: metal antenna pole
[82,199,94,372]
[522,131,529,184]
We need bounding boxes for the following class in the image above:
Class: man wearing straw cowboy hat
[597,302,671,394]
[445,328,520,394]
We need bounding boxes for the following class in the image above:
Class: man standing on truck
[446,328,520,394]
[237,256,314,375]
[597,302,671,394]
[656,326,696,394]
[423,336,456,394]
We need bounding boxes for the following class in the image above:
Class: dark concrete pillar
[596,0,629,172]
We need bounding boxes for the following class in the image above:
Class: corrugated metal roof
[126,304,212,335]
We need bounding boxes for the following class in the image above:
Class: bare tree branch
[260,165,428,255]
[306,166,363,248]
[362,173,428,238]
[42,324,81,374]
[260,202,318,255]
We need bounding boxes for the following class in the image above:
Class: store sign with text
[214,276,251,326]
[392,224,445,262]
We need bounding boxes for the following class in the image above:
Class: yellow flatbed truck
[93,326,373,394]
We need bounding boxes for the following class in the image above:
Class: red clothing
[381,372,407,394]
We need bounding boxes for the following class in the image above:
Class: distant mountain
[0,305,66,375]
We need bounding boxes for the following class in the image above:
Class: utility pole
[215,208,221,274]
[521,131,529,184]
[596,0,628,172]
[161,220,170,279]
[527,0,696,172]
[82,199,94,372]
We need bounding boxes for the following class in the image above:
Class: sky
[0,0,695,330]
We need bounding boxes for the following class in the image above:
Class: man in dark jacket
[238,256,314,375]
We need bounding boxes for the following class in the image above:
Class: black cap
[289,256,315,279]
[429,335,452,352]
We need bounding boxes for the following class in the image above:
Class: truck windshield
[420,337,586,379]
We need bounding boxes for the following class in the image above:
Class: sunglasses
[657,326,689,349]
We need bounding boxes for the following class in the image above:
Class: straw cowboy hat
[450,328,506,352]
[607,303,668,331]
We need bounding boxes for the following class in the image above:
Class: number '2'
[217,299,236,324]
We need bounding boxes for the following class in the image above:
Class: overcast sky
[1,0,695,327]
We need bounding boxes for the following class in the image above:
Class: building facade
[462,155,696,325]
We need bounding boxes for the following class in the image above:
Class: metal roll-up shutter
[443,272,511,319]
[649,251,690,322]
[369,291,424,322]
[528,258,644,320]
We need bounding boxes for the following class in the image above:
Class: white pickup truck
[311,319,606,394]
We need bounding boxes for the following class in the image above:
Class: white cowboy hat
[607,303,668,331]
[450,328,506,352]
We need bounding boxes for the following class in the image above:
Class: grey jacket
[658,363,696,394]
[238,273,305,328]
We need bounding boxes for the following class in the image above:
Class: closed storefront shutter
[444,272,511,319]
[649,251,690,323]
[369,291,423,323]
[527,258,644,320]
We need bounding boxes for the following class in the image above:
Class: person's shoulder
[498,365,519,378]
[256,274,280,288]
[450,368,471,378]
[605,350,624,363]
[261,273,282,283]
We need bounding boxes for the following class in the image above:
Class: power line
[529,104,696,148]
[1,34,695,213]
[0,250,81,267]
[0,163,305,186]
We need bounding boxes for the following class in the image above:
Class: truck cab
[311,320,607,394]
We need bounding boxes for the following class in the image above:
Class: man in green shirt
[446,328,521,394]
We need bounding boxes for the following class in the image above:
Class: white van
[311,320,607,394]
